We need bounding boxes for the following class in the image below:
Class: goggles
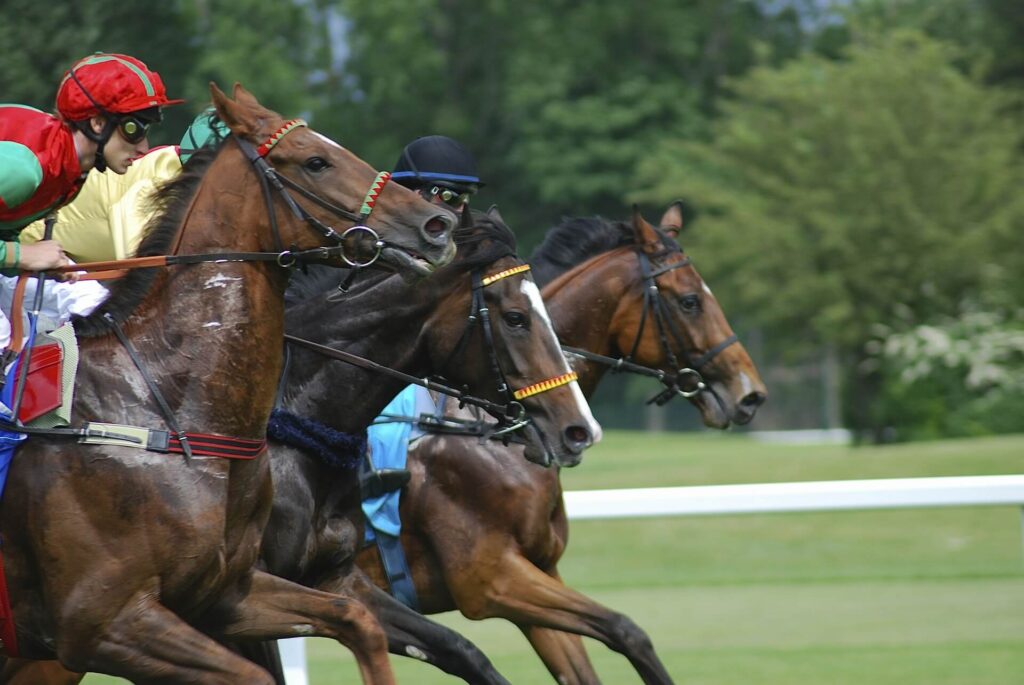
[116,115,152,144]
[421,184,471,208]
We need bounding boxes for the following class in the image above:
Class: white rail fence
[282,474,1024,684]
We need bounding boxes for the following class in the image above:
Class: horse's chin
[694,386,732,429]
[522,430,583,469]
[380,246,437,280]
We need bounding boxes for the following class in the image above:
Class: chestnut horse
[0,84,457,684]
[354,208,767,684]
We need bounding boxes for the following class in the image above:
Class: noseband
[235,118,393,268]
[564,248,737,405]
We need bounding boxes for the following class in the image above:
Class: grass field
[82,432,1024,683]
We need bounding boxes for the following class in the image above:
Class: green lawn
[82,432,1024,683]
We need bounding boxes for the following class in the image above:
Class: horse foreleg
[453,553,674,685]
[0,659,83,685]
[319,567,511,685]
[61,594,275,685]
[209,569,395,685]
[519,626,601,685]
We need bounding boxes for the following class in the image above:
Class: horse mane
[528,215,678,288]
[441,209,518,274]
[73,144,223,337]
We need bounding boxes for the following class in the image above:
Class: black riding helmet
[392,135,484,195]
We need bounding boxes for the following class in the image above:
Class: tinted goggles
[116,115,152,144]
[421,185,472,208]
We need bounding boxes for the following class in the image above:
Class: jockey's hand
[18,240,70,273]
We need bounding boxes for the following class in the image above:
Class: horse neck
[282,270,465,431]
[541,248,636,398]
[120,154,291,439]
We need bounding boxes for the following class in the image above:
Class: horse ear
[659,199,698,239]
[210,82,256,139]
[486,205,505,224]
[631,205,661,248]
[459,204,474,229]
[659,202,684,238]
[231,83,260,108]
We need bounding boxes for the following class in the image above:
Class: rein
[564,248,737,406]
[0,118,396,457]
[282,262,579,441]
[281,334,527,429]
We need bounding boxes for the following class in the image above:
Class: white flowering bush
[870,310,1024,439]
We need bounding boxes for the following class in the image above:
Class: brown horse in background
[355,207,766,684]
[0,84,455,684]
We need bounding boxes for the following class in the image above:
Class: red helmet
[56,53,184,122]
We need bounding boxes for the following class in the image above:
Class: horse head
[613,207,766,427]
[425,206,601,467]
[210,83,456,276]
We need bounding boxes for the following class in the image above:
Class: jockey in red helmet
[0,53,182,272]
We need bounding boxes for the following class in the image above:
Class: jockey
[361,136,483,496]
[20,108,228,263]
[4,109,227,354]
[391,135,483,211]
[0,52,183,271]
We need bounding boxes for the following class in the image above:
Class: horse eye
[680,294,701,313]
[303,156,331,172]
[503,311,528,328]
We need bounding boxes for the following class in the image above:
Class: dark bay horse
[0,84,456,684]
[354,208,767,684]
[249,207,600,683]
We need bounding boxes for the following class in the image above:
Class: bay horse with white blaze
[0,84,456,684]
[354,207,767,684]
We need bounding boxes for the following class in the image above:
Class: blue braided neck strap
[267,408,365,470]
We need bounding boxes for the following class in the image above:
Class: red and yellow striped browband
[513,371,579,400]
[482,264,531,286]
[256,118,308,157]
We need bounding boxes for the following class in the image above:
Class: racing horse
[13,208,603,684]
[249,206,601,683]
[354,207,767,684]
[0,84,456,684]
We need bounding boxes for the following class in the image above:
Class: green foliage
[636,28,1024,436]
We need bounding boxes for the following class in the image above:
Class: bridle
[563,246,737,406]
[281,262,580,445]
[440,262,578,438]
[234,118,394,269]
[0,119,408,460]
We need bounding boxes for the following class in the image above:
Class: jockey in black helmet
[391,135,483,210]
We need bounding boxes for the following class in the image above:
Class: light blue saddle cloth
[363,385,436,541]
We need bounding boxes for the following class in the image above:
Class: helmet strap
[73,118,118,173]
[67,68,120,172]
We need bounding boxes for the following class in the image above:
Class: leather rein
[0,119,398,459]
[283,263,578,440]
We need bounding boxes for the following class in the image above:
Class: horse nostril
[564,425,592,451]
[740,391,766,408]
[423,215,450,237]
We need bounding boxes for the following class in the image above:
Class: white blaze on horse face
[702,280,713,296]
[311,131,346,151]
[740,371,754,396]
[520,279,603,443]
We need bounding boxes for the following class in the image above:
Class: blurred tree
[182,0,329,120]
[0,0,196,143]
[637,29,1024,439]
[323,0,803,248]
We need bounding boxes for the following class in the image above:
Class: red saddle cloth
[12,342,63,424]
[0,552,14,656]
